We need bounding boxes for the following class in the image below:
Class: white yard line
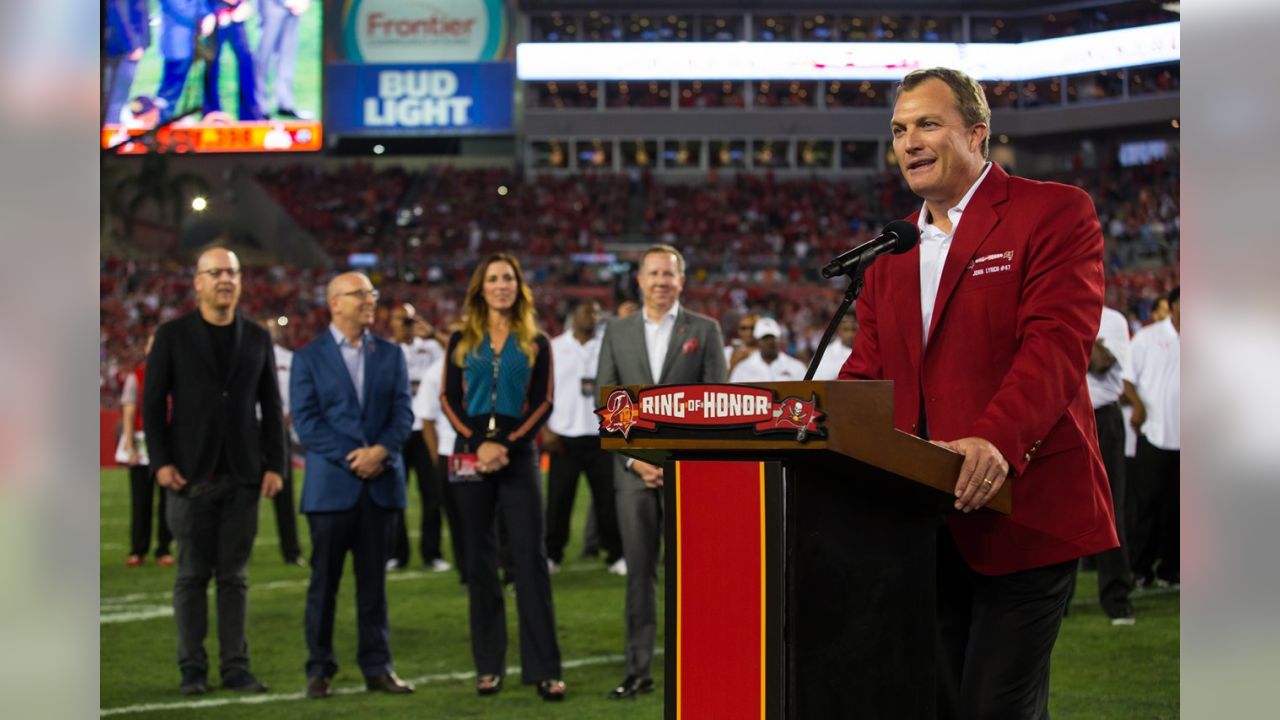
[100,651,655,716]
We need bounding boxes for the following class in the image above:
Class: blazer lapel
[657,310,689,384]
[926,164,1009,343]
[224,313,245,387]
[318,331,362,411]
[630,315,655,385]
[893,240,925,375]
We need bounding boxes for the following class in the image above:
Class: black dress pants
[936,529,1075,720]
[544,435,622,564]
[453,445,562,683]
[392,432,449,565]
[129,463,172,558]
[1068,403,1134,618]
[269,438,302,563]
[1129,436,1180,584]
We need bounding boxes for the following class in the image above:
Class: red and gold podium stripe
[672,460,776,720]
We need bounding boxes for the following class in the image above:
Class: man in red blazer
[839,67,1118,719]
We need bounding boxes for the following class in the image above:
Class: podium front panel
[666,459,784,720]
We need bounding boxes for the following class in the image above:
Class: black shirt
[202,318,236,474]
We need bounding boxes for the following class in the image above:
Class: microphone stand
[804,256,869,381]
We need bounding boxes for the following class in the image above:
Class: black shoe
[178,669,208,696]
[607,675,653,699]
[222,669,268,692]
[366,671,414,694]
[277,108,313,120]
[306,675,333,699]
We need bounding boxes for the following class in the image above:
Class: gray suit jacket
[597,306,727,390]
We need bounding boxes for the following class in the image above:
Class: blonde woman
[441,253,565,701]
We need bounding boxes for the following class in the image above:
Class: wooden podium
[597,380,1009,720]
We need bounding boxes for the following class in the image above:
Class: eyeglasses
[199,268,241,279]
[338,289,380,301]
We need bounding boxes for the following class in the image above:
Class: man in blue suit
[103,0,150,126]
[290,272,415,699]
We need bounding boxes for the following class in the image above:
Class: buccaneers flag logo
[597,389,639,439]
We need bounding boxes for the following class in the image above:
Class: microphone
[821,220,921,279]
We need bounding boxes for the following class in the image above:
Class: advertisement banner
[326,62,514,135]
[334,0,511,63]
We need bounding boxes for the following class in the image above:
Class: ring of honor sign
[597,384,825,442]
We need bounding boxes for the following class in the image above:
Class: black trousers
[129,463,172,558]
[453,445,562,683]
[304,484,397,680]
[1069,404,1134,618]
[936,529,1075,720]
[544,435,622,564]
[392,432,450,565]
[1129,436,1180,584]
[166,479,260,676]
[269,438,302,563]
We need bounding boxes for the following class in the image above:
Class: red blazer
[840,163,1118,575]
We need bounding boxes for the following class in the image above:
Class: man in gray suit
[597,244,727,699]
[254,0,310,118]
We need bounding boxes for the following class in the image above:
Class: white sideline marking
[99,651,657,716]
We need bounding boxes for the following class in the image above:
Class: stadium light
[191,196,207,212]
[373,144,386,155]
[277,316,289,327]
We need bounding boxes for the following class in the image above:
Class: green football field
[100,467,1179,718]
[122,1,322,122]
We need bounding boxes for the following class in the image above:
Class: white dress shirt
[643,301,680,384]
[413,355,457,456]
[1087,306,1133,408]
[272,344,300,444]
[1130,318,1180,450]
[917,162,993,347]
[729,351,808,383]
[548,330,604,438]
[810,340,852,381]
[400,337,445,431]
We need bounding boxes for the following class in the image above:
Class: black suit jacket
[142,310,287,485]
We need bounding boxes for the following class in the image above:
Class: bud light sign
[326,63,514,135]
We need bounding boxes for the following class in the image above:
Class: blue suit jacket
[291,331,413,513]
[158,0,209,61]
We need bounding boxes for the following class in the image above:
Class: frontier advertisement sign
[337,0,511,62]
[327,63,514,135]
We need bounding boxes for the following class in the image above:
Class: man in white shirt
[389,303,449,571]
[811,315,859,382]
[728,317,808,383]
[1128,286,1180,587]
[724,313,758,377]
[1079,306,1141,623]
[262,318,304,567]
[542,300,624,574]
[413,349,466,583]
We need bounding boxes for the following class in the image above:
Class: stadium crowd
[102,159,1177,407]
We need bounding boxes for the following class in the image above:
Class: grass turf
[100,467,1178,718]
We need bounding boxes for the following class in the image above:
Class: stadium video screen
[102,1,322,154]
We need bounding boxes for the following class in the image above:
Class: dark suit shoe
[607,675,653,699]
[277,108,313,120]
[366,672,414,694]
[178,669,207,696]
[306,675,334,699]
[222,670,268,692]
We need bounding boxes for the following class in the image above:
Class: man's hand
[1129,402,1147,430]
[346,445,388,479]
[540,427,563,454]
[128,47,144,62]
[155,464,188,491]
[931,437,1009,513]
[476,441,509,474]
[632,460,664,489]
[261,471,284,498]
[1088,338,1116,374]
